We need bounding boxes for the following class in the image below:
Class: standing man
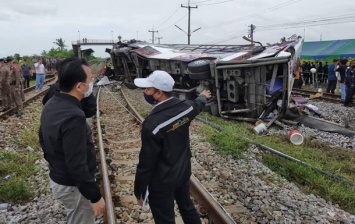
[336,59,348,101]
[39,58,105,224]
[327,59,338,94]
[21,59,32,88]
[344,60,355,107]
[0,58,11,112]
[134,70,211,224]
[34,59,45,91]
[9,60,24,117]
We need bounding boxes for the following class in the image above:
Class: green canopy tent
[301,39,355,61]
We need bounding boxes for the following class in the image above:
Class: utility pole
[181,1,198,45]
[155,37,163,44]
[148,29,158,44]
[248,24,256,43]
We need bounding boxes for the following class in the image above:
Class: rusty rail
[291,88,343,104]
[95,87,117,224]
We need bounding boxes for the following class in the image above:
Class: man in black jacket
[134,70,211,224]
[42,59,97,118]
[39,58,105,224]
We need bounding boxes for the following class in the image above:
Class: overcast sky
[0,0,354,58]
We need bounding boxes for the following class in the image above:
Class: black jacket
[42,82,97,118]
[39,92,101,203]
[134,95,207,198]
[336,65,348,83]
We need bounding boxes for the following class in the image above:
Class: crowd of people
[0,57,25,116]
[0,56,60,116]
[294,59,355,106]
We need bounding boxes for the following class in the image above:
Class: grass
[0,151,41,203]
[197,112,355,214]
[14,106,42,151]
[0,104,42,203]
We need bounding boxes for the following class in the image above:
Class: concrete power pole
[148,30,158,44]
[156,37,163,44]
[181,1,197,45]
[248,24,256,43]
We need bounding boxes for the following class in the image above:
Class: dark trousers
[293,79,303,89]
[23,76,31,88]
[327,80,337,94]
[344,86,355,106]
[303,72,310,84]
[149,180,201,224]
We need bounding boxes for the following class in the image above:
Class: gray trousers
[50,179,94,224]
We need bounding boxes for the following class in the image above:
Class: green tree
[53,38,67,51]
[14,53,20,61]
[41,50,47,56]
[46,48,74,59]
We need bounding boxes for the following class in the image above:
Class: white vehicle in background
[110,35,303,121]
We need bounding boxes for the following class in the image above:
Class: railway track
[291,88,344,104]
[94,86,236,223]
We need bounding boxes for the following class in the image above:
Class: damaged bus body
[110,35,303,121]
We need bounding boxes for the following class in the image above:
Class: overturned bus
[109,35,303,122]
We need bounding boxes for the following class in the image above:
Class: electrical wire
[198,0,234,6]
[257,14,355,29]
[202,0,302,30]
[201,29,248,44]
[156,6,181,29]
[159,13,189,32]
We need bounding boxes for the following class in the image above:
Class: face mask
[83,83,93,98]
[144,92,158,104]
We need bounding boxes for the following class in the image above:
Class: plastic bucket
[289,129,304,145]
[254,123,266,134]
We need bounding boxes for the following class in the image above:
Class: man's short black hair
[59,58,89,93]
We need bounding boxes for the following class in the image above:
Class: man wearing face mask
[134,70,211,224]
[39,58,105,224]
[42,60,97,118]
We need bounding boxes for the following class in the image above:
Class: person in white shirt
[34,59,45,91]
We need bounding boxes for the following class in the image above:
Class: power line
[198,0,234,6]
[257,14,355,29]
[201,29,247,44]
[159,13,188,32]
[189,0,214,4]
[202,0,302,30]
[156,6,181,29]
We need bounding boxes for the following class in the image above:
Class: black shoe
[16,111,23,117]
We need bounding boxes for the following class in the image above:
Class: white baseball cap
[134,70,174,92]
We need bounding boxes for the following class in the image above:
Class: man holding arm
[134,70,211,224]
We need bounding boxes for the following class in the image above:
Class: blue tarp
[301,39,355,60]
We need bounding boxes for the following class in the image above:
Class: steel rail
[196,117,355,187]
[23,76,55,93]
[190,175,236,224]
[291,89,343,104]
[95,87,117,224]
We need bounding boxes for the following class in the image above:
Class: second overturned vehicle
[109,35,303,122]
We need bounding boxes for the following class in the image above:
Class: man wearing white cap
[134,70,211,224]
